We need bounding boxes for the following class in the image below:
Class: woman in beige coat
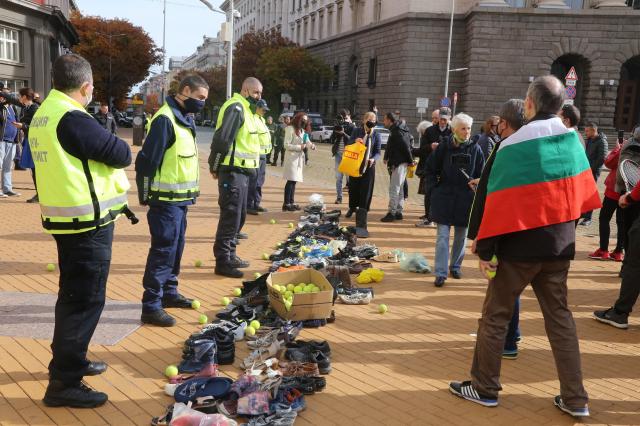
[282,112,315,211]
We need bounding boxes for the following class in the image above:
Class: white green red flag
[477,117,601,240]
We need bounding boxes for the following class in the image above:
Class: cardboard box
[267,269,334,321]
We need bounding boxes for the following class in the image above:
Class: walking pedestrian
[282,112,315,212]
[416,108,452,228]
[414,111,438,223]
[32,54,133,408]
[330,109,353,204]
[578,122,608,226]
[209,77,262,278]
[346,111,381,238]
[381,112,413,222]
[247,99,271,215]
[265,115,276,164]
[0,86,21,197]
[136,74,208,327]
[588,131,625,261]
[467,99,526,359]
[10,87,39,203]
[449,76,600,418]
[271,115,289,166]
[426,113,484,287]
[93,103,118,135]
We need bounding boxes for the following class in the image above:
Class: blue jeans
[504,297,521,351]
[335,154,343,200]
[434,224,467,278]
[142,204,187,312]
[0,141,17,192]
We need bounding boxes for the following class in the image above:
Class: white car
[311,125,334,143]
[372,126,390,149]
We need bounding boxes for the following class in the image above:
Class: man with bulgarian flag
[449,76,600,417]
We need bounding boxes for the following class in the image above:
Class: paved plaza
[0,130,637,425]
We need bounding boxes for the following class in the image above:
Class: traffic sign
[440,97,451,107]
[565,86,577,99]
[416,97,429,109]
[566,80,576,87]
[281,93,292,104]
[417,107,426,114]
[564,99,574,105]
[565,66,578,81]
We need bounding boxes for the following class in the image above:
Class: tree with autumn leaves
[171,30,331,115]
[71,12,162,109]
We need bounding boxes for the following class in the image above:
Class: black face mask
[183,97,205,114]
[366,120,376,129]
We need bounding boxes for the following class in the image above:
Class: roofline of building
[5,0,79,45]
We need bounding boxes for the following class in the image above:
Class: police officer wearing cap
[209,77,262,278]
[30,54,133,408]
[136,75,209,327]
[247,99,271,215]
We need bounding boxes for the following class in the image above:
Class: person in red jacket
[588,139,625,261]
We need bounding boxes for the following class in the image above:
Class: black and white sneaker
[449,380,498,407]
[593,308,628,329]
[553,395,589,417]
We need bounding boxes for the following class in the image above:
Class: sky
[75,0,227,74]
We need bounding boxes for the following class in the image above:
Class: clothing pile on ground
[151,197,385,425]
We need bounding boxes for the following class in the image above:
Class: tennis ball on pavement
[194,259,203,267]
[198,314,208,324]
[164,365,179,378]
[221,296,230,306]
[276,242,283,248]
[270,219,276,224]
[250,320,261,330]
[245,325,256,337]
[289,222,294,228]
[191,300,201,310]
[46,263,55,272]
[262,253,269,260]
[295,236,303,242]
[378,304,388,314]
[341,226,348,232]
[254,272,261,279]
[233,288,242,297]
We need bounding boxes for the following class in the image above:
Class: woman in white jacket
[282,112,315,211]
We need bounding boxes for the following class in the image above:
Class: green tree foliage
[71,12,162,106]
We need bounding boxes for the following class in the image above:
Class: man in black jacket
[579,122,607,226]
[93,103,117,135]
[381,112,413,222]
[449,76,590,418]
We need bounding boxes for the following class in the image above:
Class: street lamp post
[96,31,127,108]
[444,0,455,99]
[161,0,167,102]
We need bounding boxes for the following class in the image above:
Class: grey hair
[498,99,525,131]
[416,120,431,135]
[634,125,640,140]
[52,54,93,92]
[450,113,473,131]
[526,75,565,115]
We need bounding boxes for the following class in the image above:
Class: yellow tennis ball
[378,304,388,314]
[250,320,261,330]
[198,314,208,324]
[221,297,230,306]
[191,300,201,310]
[245,325,256,336]
[46,263,55,272]
[164,365,179,378]
[194,259,203,267]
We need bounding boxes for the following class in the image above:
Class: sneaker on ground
[162,294,194,309]
[593,308,628,329]
[553,395,589,417]
[415,220,433,228]
[579,219,591,226]
[247,208,260,215]
[256,206,268,213]
[380,213,395,222]
[449,380,498,407]
[4,190,20,196]
[43,380,108,408]
[434,276,446,287]
[588,248,610,260]
[394,212,403,220]
[141,309,176,327]
[502,349,518,360]
[610,250,624,262]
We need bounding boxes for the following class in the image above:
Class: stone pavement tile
[0,133,639,425]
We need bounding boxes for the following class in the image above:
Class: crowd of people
[7,51,640,420]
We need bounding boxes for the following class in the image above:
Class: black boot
[43,380,108,408]
[345,208,354,218]
[355,208,369,238]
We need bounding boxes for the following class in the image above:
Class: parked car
[115,111,132,128]
[311,125,333,143]
[372,126,390,149]
[202,119,212,127]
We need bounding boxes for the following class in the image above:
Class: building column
[477,0,510,6]
[535,0,570,8]
[593,0,628,7]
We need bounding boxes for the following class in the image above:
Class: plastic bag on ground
[170,402,237,426]
[400,253,432,274]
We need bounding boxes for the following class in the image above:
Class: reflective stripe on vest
[218,93,260,169]
[148,102,200,202]
[28,89,130,234]
[257,115,272,155]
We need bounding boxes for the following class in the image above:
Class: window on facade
[367,57,377,87]
[333,64,339,89]
[318,14,324,39]
[337,6,342,33]
[374,0,382,22]
[352,64,359,87]
[303,20,308,44]
[327,10,333,36]
[0,26,20,62]
[310,17,315,41]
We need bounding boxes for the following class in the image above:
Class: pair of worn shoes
[215,255,251,278]
[284,340,332,374]
[141,293,195,327]
[380,212,403,222]
[43,361,109,408]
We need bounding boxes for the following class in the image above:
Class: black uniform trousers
[272,144,285,165]
[614,204,640,314]
[348,165,375,211]
[49,222,114,384]
[214,165,253,264]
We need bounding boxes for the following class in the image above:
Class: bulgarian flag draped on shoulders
[477,116,601,240]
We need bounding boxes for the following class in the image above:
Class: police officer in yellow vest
[247,99,272,215]
[135,75,209,327]
[209,77,262,278]
[31,54,133,408]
